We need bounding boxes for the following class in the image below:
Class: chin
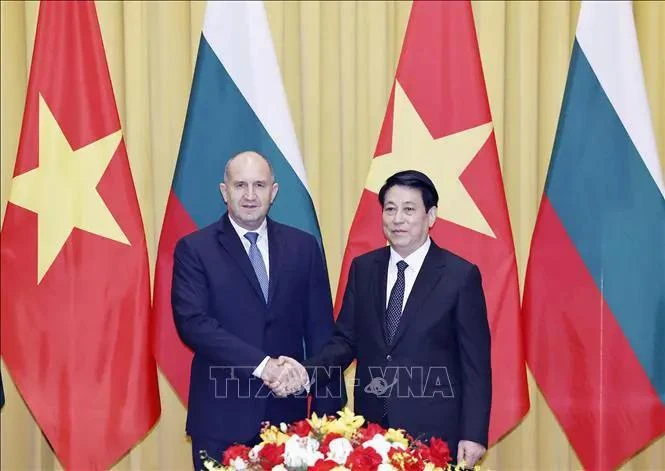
[390,241,409,251]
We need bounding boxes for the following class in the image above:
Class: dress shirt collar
[228,215,268,243]
[389,237,431,272]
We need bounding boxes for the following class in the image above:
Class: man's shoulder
[434,244,478,274]
[176,220,219,249]
[268,219,318,245]
[351,246,390,268]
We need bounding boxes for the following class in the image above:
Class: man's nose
[393,210,405,223]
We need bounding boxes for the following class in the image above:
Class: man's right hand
[261,356,308,397]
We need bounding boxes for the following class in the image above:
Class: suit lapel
[216,214,266,303]
[266,218,282,310]
[390,243,446,348]
[373,248,391,346]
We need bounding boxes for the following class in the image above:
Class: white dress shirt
[228,216,270,275]
[386,237,431,311]
[227,216,271,378]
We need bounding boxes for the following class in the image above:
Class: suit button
[386,354,392,362]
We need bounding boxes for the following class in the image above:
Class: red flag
[0,1,160,468]
[336,0,528,443]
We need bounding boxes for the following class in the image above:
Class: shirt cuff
[253,356,271,378]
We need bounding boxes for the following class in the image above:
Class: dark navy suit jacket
[172,214,342,442]
[305,242,491,458]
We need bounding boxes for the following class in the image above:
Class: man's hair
[378,170,439,211]
[223,150,275,183]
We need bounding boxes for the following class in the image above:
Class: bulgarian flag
[522,1,665,469]
[336,0,529,444]
[153,0,325,404]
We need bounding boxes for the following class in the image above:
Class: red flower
[388,448,424,471]
[319,432,343,455]
[290,419,313,437]
[309,459,339,471]
[222,444,251,466]
[413,441,431,462]
[345,446,382,471]
[427,438,451,468]
[258,443,285,470]
[402,452,425,471]
[355,423,386,443]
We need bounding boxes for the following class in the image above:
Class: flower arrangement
[200,408,479,471]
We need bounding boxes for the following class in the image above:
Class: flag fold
[0,1,160,469]
[523,2,665,469]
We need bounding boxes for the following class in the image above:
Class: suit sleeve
[304,258,358,377]
[171,237,266,377]
[303,237,344,415]
[456,264,492,447]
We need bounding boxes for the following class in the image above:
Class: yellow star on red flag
[365,82,495,238]
[8,94,129,283]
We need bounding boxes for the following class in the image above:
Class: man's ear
[428,206,437,228]
[270,182,279,204]
[219,183,228,203]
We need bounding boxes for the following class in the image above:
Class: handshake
[260,356,309,397]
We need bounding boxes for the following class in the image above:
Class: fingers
[456,440,486,468]
[279,356,309,382]
[265,380,289,397]
[279,356,309,390]
[260,358,281,383]
[265,356,308,397]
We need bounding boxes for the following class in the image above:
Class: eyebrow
[232,178,269,183]
[385,200,417,205]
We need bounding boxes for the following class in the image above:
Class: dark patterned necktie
[385,260,408,344]
[244,232,269,302]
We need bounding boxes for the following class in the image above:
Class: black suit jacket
[306,241,491,452]
[172,214,341,442]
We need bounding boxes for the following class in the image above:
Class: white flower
[272,465,288,471]
[280,422,288,433]
[230,457,247,470]
[378,464,398,471]
[248,443,264,461]
[327,437,354,465]
[284,435,323,468]
[362,434,406,463]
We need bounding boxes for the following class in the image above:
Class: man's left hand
[457,440,486,468]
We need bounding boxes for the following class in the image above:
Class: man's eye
[404,207,414,213]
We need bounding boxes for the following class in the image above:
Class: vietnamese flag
[336,0,528,443]
[0,1,160,469]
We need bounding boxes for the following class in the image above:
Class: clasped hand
[260,356,309,397]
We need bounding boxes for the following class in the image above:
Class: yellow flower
[336,408,365,430]
[451,461,480,471]
[383,428,409,447]
[390,450,407,468]
[322,419,354,439]
[307,411,331,433]
[260,425,290,445]
[315,408,364,438]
